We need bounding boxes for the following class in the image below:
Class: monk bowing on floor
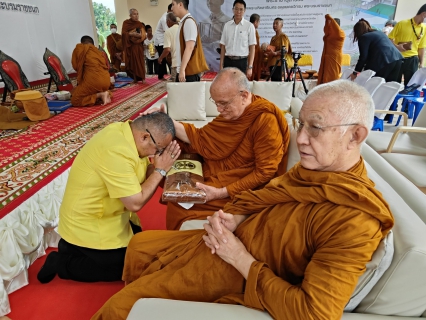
[122,8,146,83]
[70,35,111,106]
[144,67,290,230]
[92,80,394,320]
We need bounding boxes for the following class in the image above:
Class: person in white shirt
[219,0,256,78]
[144,25,159,75]
[158,12,179,81]
[154,3,173,80]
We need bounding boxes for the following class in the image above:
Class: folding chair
[354,69,376,87]
[362,77,385,96]
[371,82,404,131]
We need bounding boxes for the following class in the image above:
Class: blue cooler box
[47,100,72,114]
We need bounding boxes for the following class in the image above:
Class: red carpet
[7,188,167,320]
[0,78,167,218]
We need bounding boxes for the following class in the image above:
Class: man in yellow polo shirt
[389,4,426,86]
[37,112,181,283]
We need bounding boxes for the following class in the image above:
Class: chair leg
[47,76,53,93]
[412,101,424,125]
[2,86,8,103]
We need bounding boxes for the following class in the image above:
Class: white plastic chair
[340,68,354,80]
[354,69,376,86]
[363,77,385,96]
[372,82,404,119]
[407,67,426,89]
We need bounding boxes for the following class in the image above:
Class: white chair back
[340,68,354,80]
[363,77,385,96]
[407,67,426,90]
[413,103,426,127]
[372,82,403,119]
[354,70,376,86]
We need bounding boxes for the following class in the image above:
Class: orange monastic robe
[166,95,290,230]
[268,32,294,69]
[70,43,111,106]
[106,33,123,71]
[251,30,262,81]
[121,19,146,81]
[317,14,345,84]
[92,158,394,320]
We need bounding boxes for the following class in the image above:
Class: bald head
[305,80,374,138]
[211,67,250,93]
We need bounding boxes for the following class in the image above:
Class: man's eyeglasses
[209,91,243,111]
[295,119,358,138]
[146,129,165,155]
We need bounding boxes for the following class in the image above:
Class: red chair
[0,50,31,102]
[43,48,73,93]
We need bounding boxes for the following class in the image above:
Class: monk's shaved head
[80,35,94,45]
[305,80,374,137]
[211,67,250,93]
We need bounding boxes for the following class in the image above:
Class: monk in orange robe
[122,9,146,83]
[91,80,394,320]
[71,36,111,106]
[317,14,345,84]
[163,68,290,230]
[106,23,123,71]
[250,14,262,81]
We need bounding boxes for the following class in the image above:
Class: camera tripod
[267,47,309,98]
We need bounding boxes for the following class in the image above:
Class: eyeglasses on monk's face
[295,119,358,138]
[146,129,165,155]
[209,91,243,111]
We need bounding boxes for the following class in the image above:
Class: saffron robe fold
[106,33,123,71]
[122,19,146,81]
[70,43,111,106]
[166,95,290,230]
[251,30,262,81]
[317,14,345,84]
[91,158,394,320]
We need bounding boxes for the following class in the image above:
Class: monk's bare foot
[96,92,111,105]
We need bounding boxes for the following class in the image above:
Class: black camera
[136,28,141,33]
[292,52,303,61]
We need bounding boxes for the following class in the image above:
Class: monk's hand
[179,71,186,82]
[153,140,181,172]
[195,183,228,202]
[207,210,241,234]
[139,104,167,117]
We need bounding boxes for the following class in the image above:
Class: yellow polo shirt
[389,18,426,58]
[58,121,150,250]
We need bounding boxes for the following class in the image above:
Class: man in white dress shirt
[154,3,173,80]
[158,12,179,81]
[219,0,256,78]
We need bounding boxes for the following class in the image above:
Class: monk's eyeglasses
[295,119,358,138]
[146,129,165,155]
[209,91,243,111]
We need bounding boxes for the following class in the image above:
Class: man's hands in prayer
[195,183,228,202]
[153,140,181,172]
[203,216,255,279]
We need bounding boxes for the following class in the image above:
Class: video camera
[292,52,304,61]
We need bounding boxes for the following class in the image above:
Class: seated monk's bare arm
[120,141,181,212]
[226,113,287,197]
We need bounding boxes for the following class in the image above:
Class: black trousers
[156,45,170,79]
[56,223,142,282]
[175,73,200,82]
[223,56,247,74]
[375,59,403,82]
[146,58,158,75]
[269,65,284,82]
[397,55,419,86]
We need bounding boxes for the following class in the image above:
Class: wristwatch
[154,168,167,177]
[248,65,253,69]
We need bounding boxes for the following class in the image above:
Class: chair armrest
[386,127,426,153]
[374,110,408,126]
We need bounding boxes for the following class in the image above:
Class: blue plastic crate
[47,100,72,114]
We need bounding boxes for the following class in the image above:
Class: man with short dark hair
[37,112,181,284]
[92,80,394,320]
[220,0,256,78]
[154,3,173,80]
[158,12,179,81]
[70,36,111,106]
[389,4,426,85]
[172,0,209,82]
[106,23,123,71]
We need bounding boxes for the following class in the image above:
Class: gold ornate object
[148,42,156,58]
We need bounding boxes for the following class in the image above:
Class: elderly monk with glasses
[142,67,290,230]
[37,112,180,284]
[93,80,394,320]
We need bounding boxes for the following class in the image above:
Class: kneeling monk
[92,80,394,320]
[146,67,290,230]
[71,35,111,106]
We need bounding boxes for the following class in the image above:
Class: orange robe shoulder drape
[92,158,394,320]
[317,14,345,84]
[251,29,262,81]
[106,33,123,71]
[268,32,294,69]
[166,95,290,230]
[121,19,146,81]
[70,43,111,106]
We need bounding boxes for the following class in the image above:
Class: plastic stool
[371,116,383,131]
[396,97,425,126]
[388,91,420,123]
